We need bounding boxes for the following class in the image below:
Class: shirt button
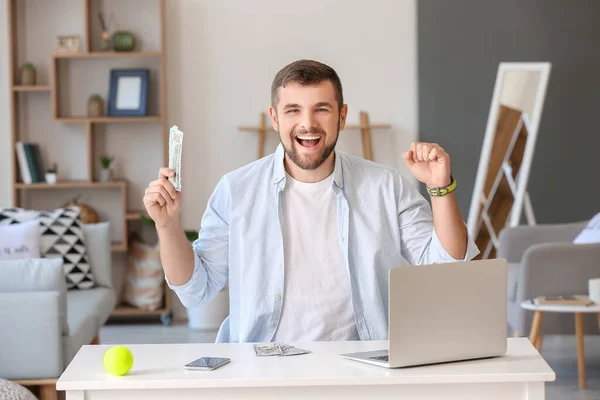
[275,293,281,301]
[276,264,282,269]
[270,323,276,329]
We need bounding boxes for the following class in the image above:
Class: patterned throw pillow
[0,207,95,290]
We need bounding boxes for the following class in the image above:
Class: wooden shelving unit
[56,116,162,124]
[12,85,51,92]
[7,0,172,325]
[53,51,162,59]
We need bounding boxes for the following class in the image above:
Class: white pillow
[0,220,40,260]
[574,213,600,244]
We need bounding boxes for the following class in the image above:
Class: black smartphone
[184,357,231,371]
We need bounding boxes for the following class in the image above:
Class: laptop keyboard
[369,355,389,362]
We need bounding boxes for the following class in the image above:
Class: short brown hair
[271,60,344,111]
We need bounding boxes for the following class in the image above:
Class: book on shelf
[15,141,46,184]
[533,295,593,306]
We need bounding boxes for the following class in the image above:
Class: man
[143,60,479,343]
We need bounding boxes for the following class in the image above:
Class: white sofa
[0,222,116,380]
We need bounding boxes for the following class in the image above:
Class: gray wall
[418,0,600,224]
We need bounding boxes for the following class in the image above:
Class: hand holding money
[169,126,183,191]
[143,167,182,228]
[143,125,184,228]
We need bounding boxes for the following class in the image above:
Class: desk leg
[529,311,543,352]
[575,312,586,389]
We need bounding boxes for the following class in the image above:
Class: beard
[280,119,340,171]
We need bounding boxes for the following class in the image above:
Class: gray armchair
[498,221,600,336]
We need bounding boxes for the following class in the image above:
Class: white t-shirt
[273,172,359,342]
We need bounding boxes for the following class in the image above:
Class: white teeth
[297,135,320,140]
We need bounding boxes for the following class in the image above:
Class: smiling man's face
[270,80,348,170]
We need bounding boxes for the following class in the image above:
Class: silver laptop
[340,258,507,368]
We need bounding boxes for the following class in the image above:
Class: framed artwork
[56,35,81,53]
[107,69,149,117]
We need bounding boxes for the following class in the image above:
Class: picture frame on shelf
[107,69,149,117]
[56,35,81,53]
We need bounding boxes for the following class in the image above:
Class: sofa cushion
[62,311,96,367]
[67,287,117,333]
[64,287,117,366]
[0,258,69,336]
[0,219,41,260]
[82,222,112,288]
[0,207,95,290]
[507,262,520,302]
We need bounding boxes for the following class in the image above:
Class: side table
[521,298,600,389]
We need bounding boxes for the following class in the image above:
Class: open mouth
[295,135,322,148]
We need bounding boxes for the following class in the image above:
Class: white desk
[57,338,555,400]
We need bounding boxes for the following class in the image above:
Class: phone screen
[185,357,230,370]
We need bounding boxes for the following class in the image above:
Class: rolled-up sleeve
[165,177,230,308]
[428,223,480,262]
[397,174,479,265]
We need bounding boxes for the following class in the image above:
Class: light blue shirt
[167,144,480,342]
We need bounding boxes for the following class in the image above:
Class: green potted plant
[88,94,104,117]
[19,62,36,86]
[99,155,114,182]
[45,163,57,184]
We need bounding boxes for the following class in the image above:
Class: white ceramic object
[186,288,229,331]
[99,168,112,182]
[45,172,57,184]
[589,278,600,304]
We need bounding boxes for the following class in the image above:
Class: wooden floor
[99,323,600,400]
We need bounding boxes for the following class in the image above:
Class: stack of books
[534,295,593,306]
[15,142,46,184]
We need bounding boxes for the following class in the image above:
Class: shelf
[15,180,126,189]
[12,85,51,92]
[56,116,162,124]
[111,242,127,252]
[126,210,146,220]
[111,305,168,317]
[53,51,162,59]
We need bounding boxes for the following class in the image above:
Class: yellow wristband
[427,176,457,197]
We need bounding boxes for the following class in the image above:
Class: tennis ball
[103,345,134,376]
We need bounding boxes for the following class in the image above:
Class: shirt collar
[272,143,344,188]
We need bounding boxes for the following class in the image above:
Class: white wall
[0,0,418,320]
[167,0,418,229]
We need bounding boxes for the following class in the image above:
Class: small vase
[20,67,36,86]
[100,31,112,51]
[45,173,57,184]
[88,97,104,117]
[99,168,112,182]
[112,31,136,52]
